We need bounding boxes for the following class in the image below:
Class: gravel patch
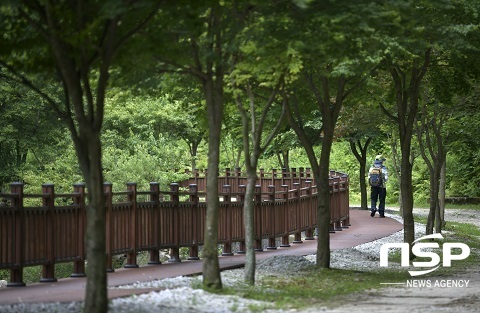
[1,209,478,313]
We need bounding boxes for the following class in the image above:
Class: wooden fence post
[304,180,315,240]
[188,184,200,260]
[254,185,263,251]
[71,183,86,277]
[40,183,57,283]
[104,182,114,272]
[168,183,181,263]
[267,185,277,250]
[299,167,305,188]
[125,183,139,268]
[333,175,342,231]
[291,168,298,186]
[237,185,246,254]
[342,174,351,227]
[292,182,303,244]
[271,168,277,188]
[280,184,290,247]
[222,185,233,256]
[329,175,336,233]
[148,182,162,265]
[8,182,25,287]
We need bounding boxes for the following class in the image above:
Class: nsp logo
[380,233,470,277]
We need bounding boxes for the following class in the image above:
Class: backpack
[368,166,383,187]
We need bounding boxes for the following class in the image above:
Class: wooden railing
[0,168,349,287]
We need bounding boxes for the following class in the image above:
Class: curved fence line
[0,168,349,287]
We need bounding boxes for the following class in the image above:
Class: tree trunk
[439,159,446,229]
[385,49,431,249]
[233,78,285,284]
[76,134,107,312]
[426,174,437,235]
[202,143,222,288]
[235,149,242,169]
[190,141,199,170]
[434,155,446,233]
[316,138,333,268]
[201,73,224,289]
[426,160,443,235]
[416,97,447,235]
[388,136,403,213]
[400,150,415,247]
[349,138,371,210]
[285,74,347,269]
[278,150,290,171]
[243,169,257,284]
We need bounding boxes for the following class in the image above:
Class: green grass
[204,211,480,312]
[205,268,411,311]
[254,269,409,310]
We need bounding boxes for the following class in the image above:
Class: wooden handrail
[0,169,349,287]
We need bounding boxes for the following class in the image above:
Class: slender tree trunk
[426,162,443,234]
[284,151,290,171]
[400,149,415,246]
[235,149,242,169]
[388,136,403,213]
[439,159,446,229]
[202,76,223,289]
[426,174,437,235]
[416,97,447,235]
[349,138,371,210]
[190,141,199,171]
[285,74,347,269]
[243,168,257,284]
[434,155,446,233]
[384,49,431,248]
[233,78,285,284]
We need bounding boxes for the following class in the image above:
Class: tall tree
[381,48,431,248]
[281,0,383,268]
[415,95,448,234]
[379,0,479,247]
[150,1,253,289]
[233,80,286,284]
[0,2,159,311]
[0,82,64,188]
[336,88,388,211]
[230,40,292,282]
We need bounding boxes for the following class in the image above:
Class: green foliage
[443,85,480,197]
[0,81,66,191]
[446,152,480,197]
[102,129,189,191]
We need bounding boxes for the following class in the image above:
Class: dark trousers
[371,186,386,214]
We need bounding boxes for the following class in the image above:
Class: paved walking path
[0,209,403,305]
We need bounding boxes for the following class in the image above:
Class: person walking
[368,154,388,218]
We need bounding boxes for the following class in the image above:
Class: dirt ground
[323,207,480,313]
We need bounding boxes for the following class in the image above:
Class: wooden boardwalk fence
[0,168,349,287]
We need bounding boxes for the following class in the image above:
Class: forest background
[1,94,479,205]
[1,53,479,205]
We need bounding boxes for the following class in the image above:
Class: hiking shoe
[379,214,385,218]
[370,210,376,217]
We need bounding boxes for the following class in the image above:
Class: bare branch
[380,103,398,123]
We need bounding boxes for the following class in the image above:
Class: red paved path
[0,209,403,305]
